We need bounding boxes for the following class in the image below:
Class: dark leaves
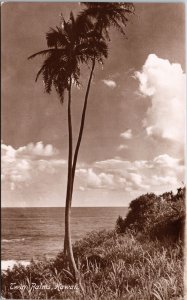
[28,11,109,102]
[80,2,135,39]
[28,4,134,102]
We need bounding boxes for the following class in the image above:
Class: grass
[1,229,184,299]
[2,188,185,299]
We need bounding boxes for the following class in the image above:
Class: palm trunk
[63,59,95,259]
[70,59,96,203]
[64,77,78,281]
[63,60,95,286]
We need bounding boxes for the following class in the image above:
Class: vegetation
[28,3,134,281]
[28,12,108,282]
[116,187,185,242]
[1,188,184,299]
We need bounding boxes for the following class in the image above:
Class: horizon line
[2,206,129,208]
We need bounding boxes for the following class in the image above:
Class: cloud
[2,142,184,205]
[1,142,66,191]
[135,54,185,143]
[118,144,128,151]
[153,154,180,168]
[76,168,114,190]
[1,144,17,160]
[120,129,132,139]
[152,175,178,186]
[2,142,59,160]
[17,141,59,157]
[75,154,184,193]
[102,79,117,88]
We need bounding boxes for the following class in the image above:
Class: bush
[1,230,184,299]
[116,187,185,241]
[2,188,185,299]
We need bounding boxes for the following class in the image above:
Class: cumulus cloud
[102,79,117,88]
[135,54,185,143]
[76,154,184,193]
[1,144,17,160]
[120,129,132,139]
[76,168,114,190]
[17,141,59,157]
[2,142,59,160]
[1,142,66,191]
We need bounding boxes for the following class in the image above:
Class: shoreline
[1,260,30,272]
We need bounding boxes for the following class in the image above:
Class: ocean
[1,207,128,269]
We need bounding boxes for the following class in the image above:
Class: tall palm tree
[70,3,135,204]
[79,2,135,37]
[28,12,108,282]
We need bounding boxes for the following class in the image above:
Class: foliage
[116,187,185,241]
[2,187,184,299]
[28,2,135,282]
[1,230,183,299]
[79,2,135,39]
[28,12,108,102]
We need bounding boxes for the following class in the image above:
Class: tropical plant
[28,2,134,284]
[116,187,185,242]
[79,2,135,37]
[65,6,135,277]
[2,229,184,299]
[28,12,108,283]
[69,2,135,203]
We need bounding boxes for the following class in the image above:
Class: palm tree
[28,12,108,282]
[70,3,135,205]
[79,2,135,37]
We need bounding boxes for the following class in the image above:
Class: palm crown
[28,12,108,102]
[79,2,135,39]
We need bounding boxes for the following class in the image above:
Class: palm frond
[29,10,113,103]
[28,49,56,60]
[80,2,135,39]
[109,18,127,37]
[35,64,46,82]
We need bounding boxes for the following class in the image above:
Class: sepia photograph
[1,2,185,299]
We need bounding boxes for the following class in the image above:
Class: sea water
[1,207,127,270]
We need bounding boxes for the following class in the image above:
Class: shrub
[116,187,185,241]
[1,230,184,299]
[1,188,185,299]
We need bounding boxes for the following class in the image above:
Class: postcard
[1,2,185,299]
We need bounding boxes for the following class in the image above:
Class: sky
[1,2,185,207]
